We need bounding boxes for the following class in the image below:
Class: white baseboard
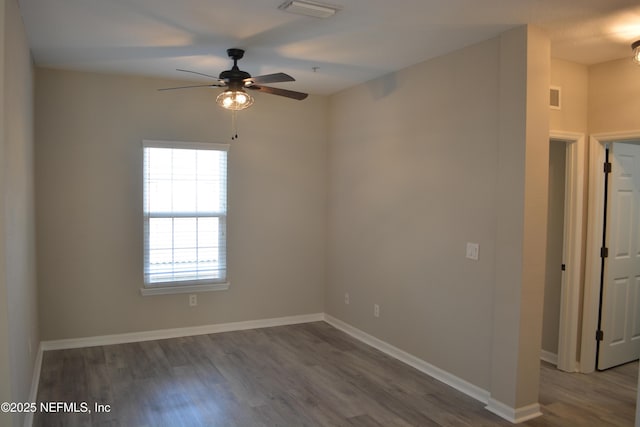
[41,313,324,351]
[540,350,558,365]
[323,314,491,404]
[486,399,542,423]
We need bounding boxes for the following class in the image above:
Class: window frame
[140,139,230,296]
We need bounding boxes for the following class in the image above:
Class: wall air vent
[278,0,340,18]
[550,86,561,110]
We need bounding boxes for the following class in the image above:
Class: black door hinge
[604,162,612,174]
[601,247,609,258]
[596,330,604,341]
[561,264,566,271]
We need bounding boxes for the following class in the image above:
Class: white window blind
[143,140,228,287]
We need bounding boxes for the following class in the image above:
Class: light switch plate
[466,242,479,261]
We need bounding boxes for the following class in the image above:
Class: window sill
[140,282,230,296]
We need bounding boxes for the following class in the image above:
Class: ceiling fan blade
[245,73,295,85]
[158,84,223,91]
[176,68,222,81]
[248,84,308,100]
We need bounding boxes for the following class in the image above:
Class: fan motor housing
[219,48,252,87]
[219,69,251,81]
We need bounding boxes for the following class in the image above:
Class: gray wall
[327,37,500,390]
[589,58,640,134]
[35,69,328,340]
[326,26,550,410]
[550,59,588,134]
[0,1,9,423]
[1,0,39,426]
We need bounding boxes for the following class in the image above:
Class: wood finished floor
[34,322,638,426]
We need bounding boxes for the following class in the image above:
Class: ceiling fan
[159,48,308,111]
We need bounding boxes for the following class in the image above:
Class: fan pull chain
[231,110,239,140]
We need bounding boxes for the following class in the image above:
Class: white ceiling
[17,0,640,95]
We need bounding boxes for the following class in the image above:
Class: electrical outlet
[374,304,380,318]
[189,294,197,307]
[345,293,350,305]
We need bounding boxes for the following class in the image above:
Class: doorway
[595,141,640,370]
[546,131,585,373]
[582,132,640,373]
[541,140,567,365]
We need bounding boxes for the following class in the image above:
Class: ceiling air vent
[278,0,340,18]
[550,86,561,110]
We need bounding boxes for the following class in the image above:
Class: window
[142,140,229,295]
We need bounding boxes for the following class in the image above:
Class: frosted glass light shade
[216,90,254,110]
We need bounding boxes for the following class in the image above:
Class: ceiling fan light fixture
[278,0,339,18]
[633,40,640,65]
[216,89,254,110]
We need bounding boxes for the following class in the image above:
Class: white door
[598,142,640,370]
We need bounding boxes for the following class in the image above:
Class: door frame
[549,130,585,373]
[582,130,640,373]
